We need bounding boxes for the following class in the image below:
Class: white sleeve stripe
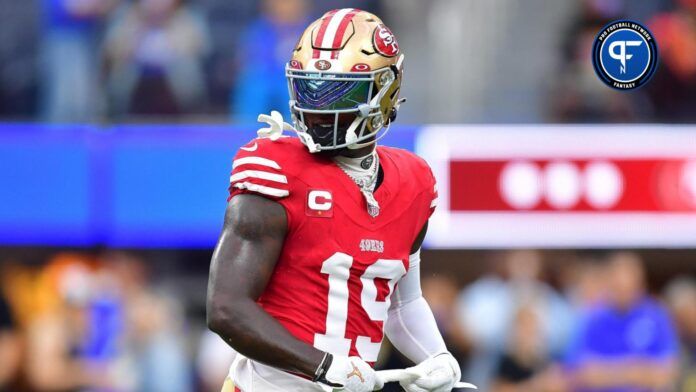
[430,197,438,208]
[232,182,289,197]
[230,170,288,184]
[232,156,281,170]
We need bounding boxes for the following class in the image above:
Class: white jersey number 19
[314,252,406,362]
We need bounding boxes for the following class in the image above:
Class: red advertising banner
[449,159,696,212]
[417,126,696,248]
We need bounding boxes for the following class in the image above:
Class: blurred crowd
[0,0,378,123]
[0,0,695,124]
[0,249,694,392]
[0,252,194,392]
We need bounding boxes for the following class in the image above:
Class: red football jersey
[228,136,437,363]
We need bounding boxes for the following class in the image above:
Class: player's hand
[399,352,462,392]
[318,355,383,392]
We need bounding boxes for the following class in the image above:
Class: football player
[207,8,470,392]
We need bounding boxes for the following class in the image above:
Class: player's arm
[383,221,465,390]
[206,194,325,377]
[385,222,448,362]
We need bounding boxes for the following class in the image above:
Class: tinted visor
[292,75,372,110]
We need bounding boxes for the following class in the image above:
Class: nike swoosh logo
[240,143,258,152]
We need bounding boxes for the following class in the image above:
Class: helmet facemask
[286,58,403,153]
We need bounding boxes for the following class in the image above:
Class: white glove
[318,355,383,392]
[400,352,463,392]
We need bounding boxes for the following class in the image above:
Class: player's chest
[291,185,419,260]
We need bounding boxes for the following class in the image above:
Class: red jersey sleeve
[228,138,292,201]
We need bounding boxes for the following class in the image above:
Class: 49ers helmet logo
[314,60,332,70]
[373,24,399,57]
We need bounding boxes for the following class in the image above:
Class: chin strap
[257,111,321,153]
[344,116,363,147]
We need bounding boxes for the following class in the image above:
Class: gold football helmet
[286,8,405,152]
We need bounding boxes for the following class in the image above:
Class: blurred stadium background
[0,0,695,391]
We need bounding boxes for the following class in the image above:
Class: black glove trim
[313,353,343,387]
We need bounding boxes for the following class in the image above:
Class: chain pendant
[361,189,380,217]
[335,152,380,217]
